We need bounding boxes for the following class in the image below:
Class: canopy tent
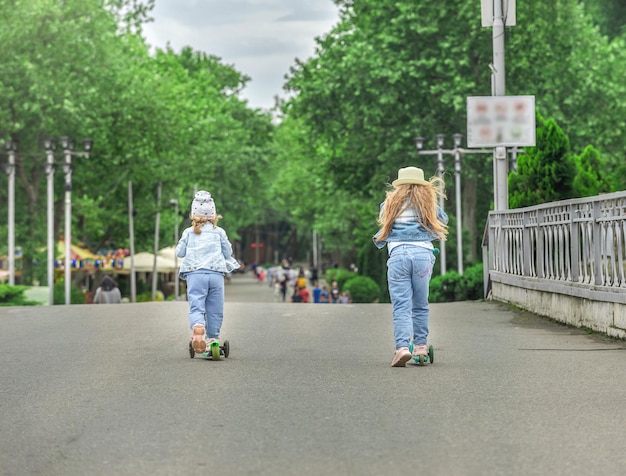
[121,252,177,274]
[55,240,124,271]
[157,246,177,262]
[56,240,99,261]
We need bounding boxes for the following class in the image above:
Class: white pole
[493,0,508,210]
[7,145,16,286]
[436,144,446,275]
[128,181,136,303]
[63,147,72,305]
[152,182,162,301]
[454,148,463,274]
[46,148,55,305]
[312,229,318,271]
[7,142,15,286]
[173,200,179,299]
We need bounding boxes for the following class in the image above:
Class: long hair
[191,214,222,234]
[375,177,448,242]
[100,275,117,291]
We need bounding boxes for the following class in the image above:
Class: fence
[483,191,626,339]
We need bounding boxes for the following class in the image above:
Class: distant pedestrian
[373,166,448,367]
[312,281,322,303]
[93,275,122,304]
[329,281,340,303]
[320,285,330,303]
[176,190,240,354]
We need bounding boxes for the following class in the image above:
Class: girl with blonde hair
[373,167,448,367]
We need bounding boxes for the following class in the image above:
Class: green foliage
[0,285,40,306]
[572,145,614,197]
[429,263,484,303]
[458,264,485,301]
[324,268,356,290]
[509,111,576,208]
[343,276,381,303]
[356,243,389,302]
[53,283,86,305]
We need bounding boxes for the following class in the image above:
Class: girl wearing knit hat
[373,167,448,367]
[176,190,240,356]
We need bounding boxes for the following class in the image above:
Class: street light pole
[434,134,447,275]
[169,198,179,300]
[5,140,18,285]
[44,139,56,305]
[453,133,464,275]
[492,0,508,210]
[59,136,92,305]
[60,136,74,305]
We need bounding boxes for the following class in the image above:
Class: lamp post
[452,133,464,275]
[4,140,18,285]
[169,198,179,300]
[44,138,56,305]
[415,134,493,275]
[59,136,93,305]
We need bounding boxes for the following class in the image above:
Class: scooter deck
[189,340,230,360]
[409,343,434,366]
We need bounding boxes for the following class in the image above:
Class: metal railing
[485,191,626,299]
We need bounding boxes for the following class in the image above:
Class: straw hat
[392,167,430,187]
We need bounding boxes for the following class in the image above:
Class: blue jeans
[185,270,225,339]
[387,245,436,349]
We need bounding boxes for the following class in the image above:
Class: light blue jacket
[176,224,240,278]
[373,202,448,249]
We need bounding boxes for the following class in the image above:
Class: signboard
[481,0,516,27]
[466,95,535,148]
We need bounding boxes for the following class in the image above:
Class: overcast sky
[142,0,340,110]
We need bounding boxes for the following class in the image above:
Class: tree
[572,145,613,197]
[509,111,575,208]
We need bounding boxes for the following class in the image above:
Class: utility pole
[492,0,508,211]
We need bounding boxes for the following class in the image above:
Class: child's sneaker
[412,344,428,357]
[191,324,206,353]
[390,347,411,367]
[206,337,220,347]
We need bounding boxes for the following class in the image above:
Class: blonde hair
[191,214,222,234]
[375,178,448,242]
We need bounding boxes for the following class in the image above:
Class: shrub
[53,283,86,305]
[343,276,381,303]
[325,268,356,290]
[458,263,485,301]
[429,263,484,302]
[429,272,461,303]
[0,285,40,306]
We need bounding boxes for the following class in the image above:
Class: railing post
[522,210,530,276]
[536,208,545,278]
[592,200,603,285]
[570,203,579,283]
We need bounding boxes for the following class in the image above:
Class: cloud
[142,0,339,109]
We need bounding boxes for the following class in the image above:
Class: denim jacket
[176,224,240,278]
[373,202,448,249]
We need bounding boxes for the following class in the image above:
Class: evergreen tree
[509,111,575,208]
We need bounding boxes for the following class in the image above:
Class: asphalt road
[1,275,625,476]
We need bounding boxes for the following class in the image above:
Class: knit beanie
[190,190,216,219]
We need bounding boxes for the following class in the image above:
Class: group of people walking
[261,262,351,304]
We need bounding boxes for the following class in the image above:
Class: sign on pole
[466,95,536,148]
